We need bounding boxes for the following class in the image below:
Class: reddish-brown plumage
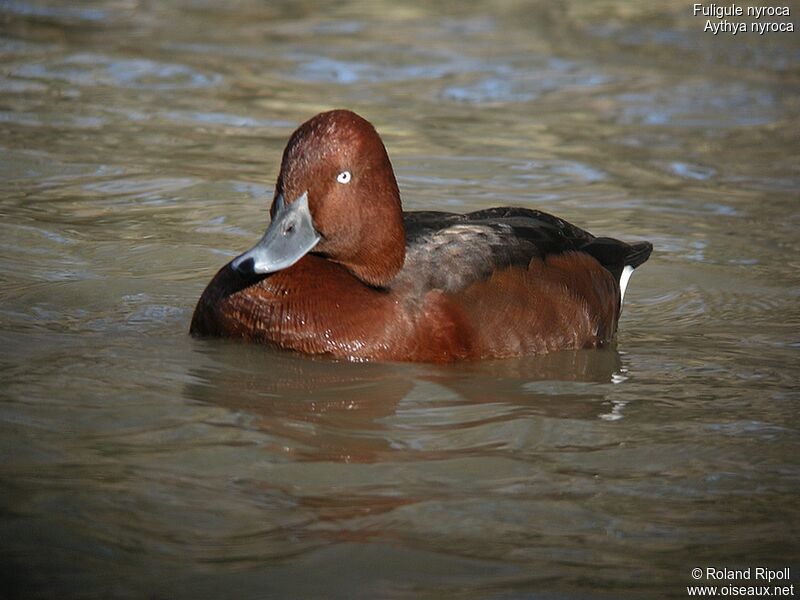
[190,109,652,362]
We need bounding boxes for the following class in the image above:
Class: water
[1,1,798,598]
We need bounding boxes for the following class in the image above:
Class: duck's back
[400,207,650,293]
[394,207,652,358]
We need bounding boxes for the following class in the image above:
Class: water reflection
[185,339,626,464]
[14,53,222,89]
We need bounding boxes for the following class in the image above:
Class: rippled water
[1,1,799,598]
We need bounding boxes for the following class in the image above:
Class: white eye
[336,170,351,184]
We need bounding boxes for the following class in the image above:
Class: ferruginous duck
[190,110,652,362]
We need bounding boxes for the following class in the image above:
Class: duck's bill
[231,192,321,275]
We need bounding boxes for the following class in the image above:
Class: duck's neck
[334,181,406,289]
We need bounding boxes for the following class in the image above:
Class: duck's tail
[619,241,653,305]
[625,241,653,269]
[580,238,653,306]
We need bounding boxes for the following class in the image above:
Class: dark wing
[400,207,652,292]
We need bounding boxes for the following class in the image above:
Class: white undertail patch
[619,265,635,306]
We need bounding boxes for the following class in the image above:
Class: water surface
[1,1,799,598]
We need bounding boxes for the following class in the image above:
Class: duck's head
[232,109,405,287]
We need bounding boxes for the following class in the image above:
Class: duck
[190,109,652,362]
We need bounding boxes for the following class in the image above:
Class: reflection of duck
[183,344,415,461]
[184,343,625,464]
[191,110,651,362]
